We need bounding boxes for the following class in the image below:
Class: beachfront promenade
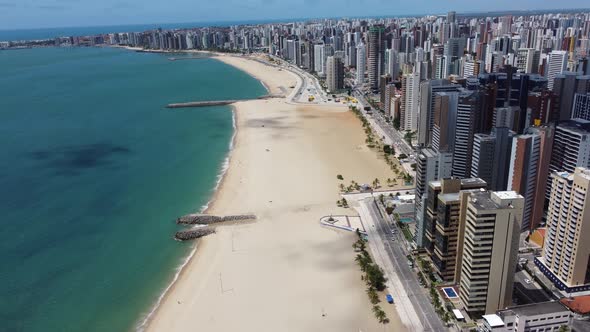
[349,195,446,331]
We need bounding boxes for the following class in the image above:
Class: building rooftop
[439,192,460,204]
[460,177,487,187]
[553,167,590,182]
[557,119,590,133]
[561,295,590,314]
[470,192,500,210]
[482,314,504,327]
[493,191,521,200]
[499,301,569,318]
[468,191,522,211]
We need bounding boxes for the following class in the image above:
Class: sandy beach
[145,54,408,332]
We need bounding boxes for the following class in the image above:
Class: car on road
[524,279,533,284]
[386,294,394,304]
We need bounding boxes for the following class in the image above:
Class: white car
[524,279,532,284]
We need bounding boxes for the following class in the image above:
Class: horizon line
[2,7,590,32]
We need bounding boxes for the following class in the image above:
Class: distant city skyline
[2,0,590,30]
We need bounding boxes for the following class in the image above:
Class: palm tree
[372,305,381,315]
[367,288,380,304]
[373,305,387,323]
[341,198,348,208]
[355,254,370,272]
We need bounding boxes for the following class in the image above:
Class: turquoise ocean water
[0,47,266,332]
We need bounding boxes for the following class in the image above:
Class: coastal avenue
[265,52,416,162]
[354,197,446,331]
[353,90,415,158]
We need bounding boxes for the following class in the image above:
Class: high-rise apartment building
[432,91,459,153]
[326,56,344,92]
[458,191,524,315]
[417,80,460,147]
[552,73,590,121]
[507,133,541,230]
[546,50,568,90]
[549,119,590,176]
[356,42,366,85]
[313,44,325,75]
[426,178,487,281]
[453,90,484,178]
[401,70,421,131]
[573,92,590,121]
[528,126,554,230]
[471,133,496,187]
[516,48,540,74]
[415,148,453,247]
[368,25,386,91]
[536,168,590,292]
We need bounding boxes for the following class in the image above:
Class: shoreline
[136,55,269,331]
[143,53,408,332]
[136,95,249,331]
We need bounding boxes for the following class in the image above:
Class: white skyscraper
[458,191,523,315]
[538,168,590,292]
[547,50,568,90]
[402,70,421,131]
[516,48,540,73]
[314,44,325,76]
[385,48,399,80]
[356,43,366,85]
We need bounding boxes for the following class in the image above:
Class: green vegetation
[393,117,400,130]
[402,226,413,242]
[403,173,414,184]
[353,233,389,325]
[404,130,416,146]
[383,144,394,155]
[337,174,344,180]
[372,178,381,189]
[353,235,387,291]
[373,305,388,324]
[337,198,349,208]
[367,287,380,304]
[349,105,405,186]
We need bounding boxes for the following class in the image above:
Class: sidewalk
[354,199,424,331]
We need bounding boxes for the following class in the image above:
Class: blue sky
[1,0,589,30]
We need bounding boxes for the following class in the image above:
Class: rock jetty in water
[176,214,256,225]
[174,213,256,241]
[175,227,215,241]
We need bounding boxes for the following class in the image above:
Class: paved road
[353,90,415,158]
[363,199,446,331]
[513,268,553,304]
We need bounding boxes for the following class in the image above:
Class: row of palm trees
[338,180,361,193]
[349,105,415,186]
[353,230,389,325]
[338,177,400,194]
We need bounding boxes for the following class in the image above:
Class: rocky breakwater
[174,214,256,241]
[175,226,215,241]
[176,214,256,225]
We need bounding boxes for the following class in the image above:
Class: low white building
[482,301,572,332]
